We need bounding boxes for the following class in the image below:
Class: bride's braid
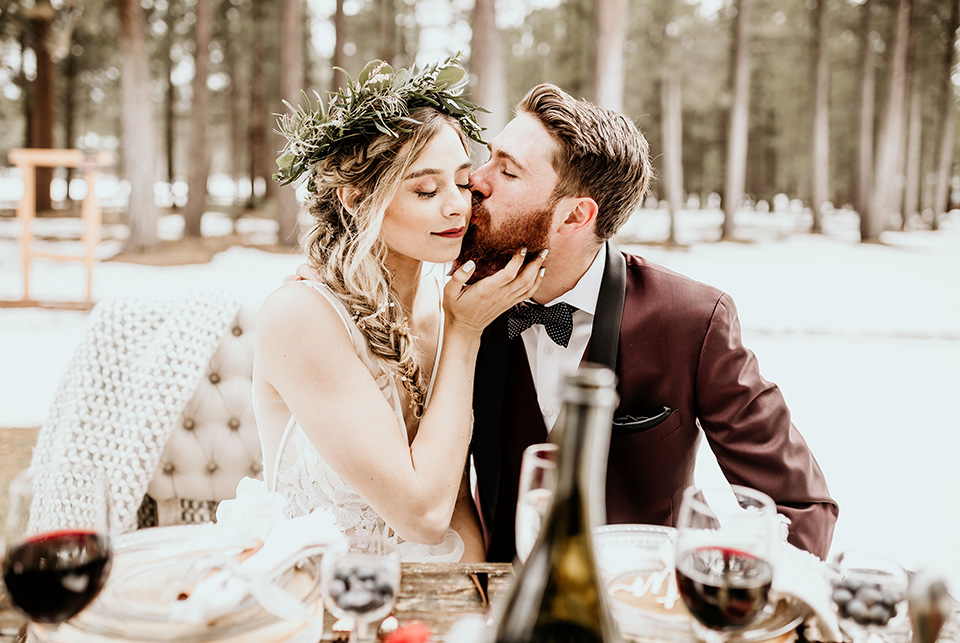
[302,108,465,417]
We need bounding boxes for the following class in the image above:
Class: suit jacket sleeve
[695,293,839,559]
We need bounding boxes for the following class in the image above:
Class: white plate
[32,525,324,643]
[593,524,804,643]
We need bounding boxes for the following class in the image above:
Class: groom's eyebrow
[488,145,525,173]
[403,162,472,180]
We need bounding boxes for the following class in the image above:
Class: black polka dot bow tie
[507,301,578,348]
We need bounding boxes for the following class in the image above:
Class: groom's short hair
[518,84,651,240]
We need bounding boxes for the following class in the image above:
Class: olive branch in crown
[274,54,488,192]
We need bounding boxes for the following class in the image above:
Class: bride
[252,58,545,562]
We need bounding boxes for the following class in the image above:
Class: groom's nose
[469,165,492,198]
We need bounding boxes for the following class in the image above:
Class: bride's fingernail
[462,260,475,272]
[519,248,527,257]
[540,249,549,259]
[539,267,546,277]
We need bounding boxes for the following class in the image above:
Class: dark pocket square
[612,406,674,433]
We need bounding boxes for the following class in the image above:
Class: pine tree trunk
[164,5,176,189]
[28,2,56,213]
[63,51,77,207]
[661,68,683,246]
[592,0,627,112]
[933,0,960,230]
[184,0,212,238]
[470,0,507,143]
[810,0,829,234]
[379,0,396,64]
[276,0,303,247]
[722,0,752,240]
[857,0,877,238]
[223,0,242,224]
[117,0,159,252]
[332,0,346,90]
[867,0,912,241]
[903,67,922,229]
[247,0,266,210]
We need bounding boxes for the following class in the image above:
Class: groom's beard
[455,196,552,283]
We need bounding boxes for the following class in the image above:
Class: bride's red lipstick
[433,226,465,239]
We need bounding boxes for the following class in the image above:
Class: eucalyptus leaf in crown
[274,54,488,191]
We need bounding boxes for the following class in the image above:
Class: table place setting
[17,476,347,643]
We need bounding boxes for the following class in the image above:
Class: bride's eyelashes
[416,188,440,198]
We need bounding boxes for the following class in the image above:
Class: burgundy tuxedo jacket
[470,243,839,562]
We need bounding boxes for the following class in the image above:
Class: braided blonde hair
[301,107,468,417]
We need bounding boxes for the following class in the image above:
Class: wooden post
[5,148,112,308]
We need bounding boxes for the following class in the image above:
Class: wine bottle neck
[552,399,613,529]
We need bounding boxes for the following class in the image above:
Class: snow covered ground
[1,208,958,587]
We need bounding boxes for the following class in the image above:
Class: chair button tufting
[249,463,262,475]
[232,326,243,337]
[228,417,240,430]
[206,462,219,474]
[208,373,221,384]
[162,462,175,475]
[182,418,195,431]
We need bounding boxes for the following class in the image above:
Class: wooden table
[3,562,959,642]
[0,562,514,643]
[320,562,514,641]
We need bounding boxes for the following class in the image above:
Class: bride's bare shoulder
[256,281,349,344]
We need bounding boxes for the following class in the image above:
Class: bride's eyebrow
[403,161,472,180]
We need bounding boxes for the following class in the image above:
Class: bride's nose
[442,185,470,217]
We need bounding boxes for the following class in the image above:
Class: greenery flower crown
[274,54,487,192]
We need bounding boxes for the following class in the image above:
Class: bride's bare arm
[450,469,485,562]
[256,251,544,545]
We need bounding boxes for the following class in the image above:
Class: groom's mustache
[455,195,551,283]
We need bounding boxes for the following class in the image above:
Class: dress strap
[297,280,355,339]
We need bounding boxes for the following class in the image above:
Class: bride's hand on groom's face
[443,249,548,337]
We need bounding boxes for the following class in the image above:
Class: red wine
[675,546,772,631]
[2,529,112,623]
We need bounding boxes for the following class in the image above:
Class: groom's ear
[337,186,364,214]
[556,197,599,236]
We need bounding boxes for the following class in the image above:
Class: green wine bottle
[493,364,624,643]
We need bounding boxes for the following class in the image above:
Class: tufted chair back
[137,303,264,527]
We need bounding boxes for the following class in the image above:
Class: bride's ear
[336,186,364,214]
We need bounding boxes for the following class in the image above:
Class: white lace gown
[253,278,465,563]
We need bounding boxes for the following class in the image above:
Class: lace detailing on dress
[266,279,463,563]
[275,426,382,536]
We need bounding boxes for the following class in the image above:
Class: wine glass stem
[352,618,371,643]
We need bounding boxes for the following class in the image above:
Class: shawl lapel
[585,242,627,371]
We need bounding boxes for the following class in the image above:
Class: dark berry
[833,587,854,606]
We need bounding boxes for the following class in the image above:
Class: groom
[458,84,839,562]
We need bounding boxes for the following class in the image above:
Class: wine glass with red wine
[2,465,113,629]
[674,484,778,643]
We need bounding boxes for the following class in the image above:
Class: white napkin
[770,538,843,642]
[169,477,345,626]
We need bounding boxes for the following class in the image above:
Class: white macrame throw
[32,291,240,532]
